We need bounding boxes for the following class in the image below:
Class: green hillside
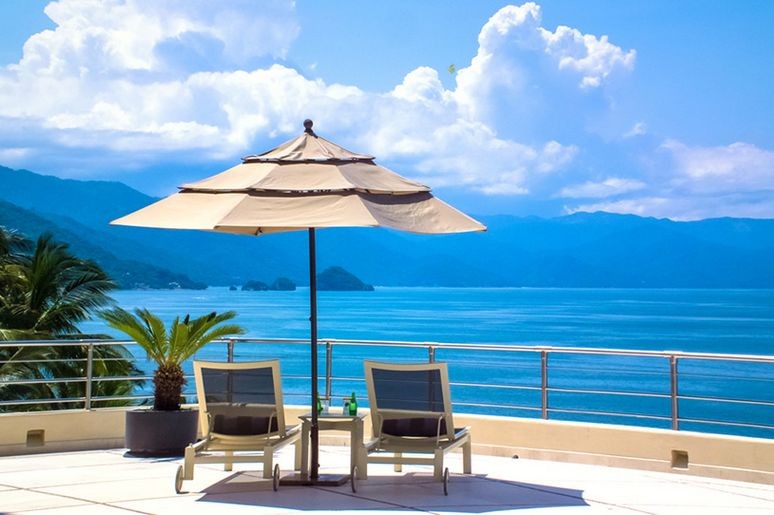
[0,200,205,289]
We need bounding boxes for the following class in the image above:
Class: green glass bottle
[316,394,323,414]
[348,392,357,416]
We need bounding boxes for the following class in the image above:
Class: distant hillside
[1,164,774,288]
[0,200,206,289]
[318,266,374,291]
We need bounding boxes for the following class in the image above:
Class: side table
[299,412,367,480]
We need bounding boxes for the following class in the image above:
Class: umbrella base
[280,473,350,486]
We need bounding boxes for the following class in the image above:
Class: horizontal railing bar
[1,377,87,386]
[318,339,774,362]
[678,418,774,430]
[0,340,128,347]
[548,365,668,375]
[548,408,672,422]
[451,382,541,391]
[455,401,539,411]
[678,395,774,408]
[0,359,88,365]
[89,376,150,383]
[549,387,670,399]
[329,376,540,392]
[0,397,85,407]
[89,395,152,403]
[4,337,774,364]
[677,372,774,383]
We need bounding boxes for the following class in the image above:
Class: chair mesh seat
[211,411,279,436]
[382,417,447,438]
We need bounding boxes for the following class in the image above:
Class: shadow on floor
[194,471,588,512]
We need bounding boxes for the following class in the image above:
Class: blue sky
[0,0,772,220]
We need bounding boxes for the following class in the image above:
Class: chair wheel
[351,465,358,493]
[443,467,449,496]
[273,464,280,491]
[174,465,184,494]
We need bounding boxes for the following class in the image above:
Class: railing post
[541,350,548,419]
[227,338,235,363]
[325,341,333,401]
[84,343,94,410]
[670,355,679,430]
[428,345,436,363]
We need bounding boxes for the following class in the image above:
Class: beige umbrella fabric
[115,122,483,234]
[111,119,485,483]
[112,191,481,235]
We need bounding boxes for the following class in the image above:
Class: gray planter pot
[125,409,199,457]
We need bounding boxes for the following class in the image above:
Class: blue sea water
[82,287,774,354]
[79,287,774,438]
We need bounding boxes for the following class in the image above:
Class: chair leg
[463,438,472,474]
[294,438,303,471]
[183,443,195,480]
[263,446,274,479]
[356,444,368,479]
[433,449,444,480]
[224,450,233,471]
[394,452,402,472]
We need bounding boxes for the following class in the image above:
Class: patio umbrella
[112,119,485,483]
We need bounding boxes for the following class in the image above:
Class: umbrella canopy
[113,121,483,234]
[112,120,485,484]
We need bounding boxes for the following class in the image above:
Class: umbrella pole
[309,228,319,482]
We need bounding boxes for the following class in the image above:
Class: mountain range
[1,164,773,288]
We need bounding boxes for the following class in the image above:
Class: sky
[0,0,772,220]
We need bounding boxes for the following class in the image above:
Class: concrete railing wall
[1,406,771,485]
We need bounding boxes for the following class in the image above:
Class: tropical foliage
[101,308,245,410]
[0,233,115,335]
[0,227,143,412]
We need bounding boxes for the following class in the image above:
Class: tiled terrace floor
[0,446,772,514]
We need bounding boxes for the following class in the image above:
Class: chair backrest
[364,361,454,440]
[193,360,287,437]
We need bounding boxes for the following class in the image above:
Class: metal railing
[1,338,772,438]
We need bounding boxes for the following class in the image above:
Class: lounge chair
[175,360,301,493]
[362,360,472,494]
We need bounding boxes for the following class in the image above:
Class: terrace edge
[0,407,771,485]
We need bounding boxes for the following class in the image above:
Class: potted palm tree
[101,308,245,456]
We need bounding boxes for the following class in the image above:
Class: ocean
[78,287,774,438]
[81,287,774,354]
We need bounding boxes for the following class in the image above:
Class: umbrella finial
[303,119,316,136]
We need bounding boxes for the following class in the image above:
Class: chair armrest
[435,415,445,445]
[268,411,277,438]
[453,426,471,441]
[285,423,302,436]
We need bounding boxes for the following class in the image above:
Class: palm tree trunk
[153,363,185,410]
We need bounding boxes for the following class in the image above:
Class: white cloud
[454,3,635,121]
[567,195,774,221]
[15,0,297,76]
[558,177,646,198]
[562,139,774,219]
[390,67,451,104]
[662,140,774,193]
[540,25,636,90]
[566,197,670,217]
[0,2,646,198]
[0,147,33,162]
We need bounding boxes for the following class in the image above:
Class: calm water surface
[81,287,774,355]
